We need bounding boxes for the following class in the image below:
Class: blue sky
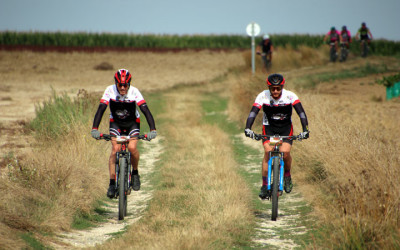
[1,0,399,41]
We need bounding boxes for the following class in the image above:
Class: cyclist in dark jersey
[356,22,373,42]
[355,22,373,49]
[256,34,274,71]
[91,69,157,198]
[244,74,309,199]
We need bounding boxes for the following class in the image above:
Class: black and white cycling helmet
[266,73,285,86]
[114,69,132,86]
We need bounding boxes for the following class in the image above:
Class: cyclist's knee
[127,144,138,154]
[283,152,291,159]
[111,145,120,154]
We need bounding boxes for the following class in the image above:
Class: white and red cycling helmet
[114,69,132,86]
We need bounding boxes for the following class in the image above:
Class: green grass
[20,232,50,250]
[3,31,400,56]
[71,200,111,230]
[30,89,97,139]
[297,62,392,89]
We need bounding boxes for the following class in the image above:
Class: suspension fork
[267,146,285,192]
[115,151,120,186]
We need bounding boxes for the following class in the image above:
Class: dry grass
[0,121,109,248]
[0,50,244,123]
[242,45,327,75]
[293,92,400,247]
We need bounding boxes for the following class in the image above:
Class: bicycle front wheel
[271,157,280,221]
[330,46,337,62]
[118,158,127,220]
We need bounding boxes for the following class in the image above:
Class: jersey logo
[115,110,130,119]
[272,113,288,120]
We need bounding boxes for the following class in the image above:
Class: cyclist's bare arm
[368,30,373,39]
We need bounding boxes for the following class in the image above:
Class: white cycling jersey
[100,85,145,123]
[253,89,300,127]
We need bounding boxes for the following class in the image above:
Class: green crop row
[1,31,399,56]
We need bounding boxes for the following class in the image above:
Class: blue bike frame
[267,153,284,193]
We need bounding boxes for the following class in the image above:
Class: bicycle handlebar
[254,134,303,142]
[100,133,147,141]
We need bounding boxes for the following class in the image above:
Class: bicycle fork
[267,153,285,194]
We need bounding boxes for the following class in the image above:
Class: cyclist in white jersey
[91,69,157,198]
[244,74,309,199]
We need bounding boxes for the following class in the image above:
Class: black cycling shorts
[109,118,140,136]
[262,124,293,145]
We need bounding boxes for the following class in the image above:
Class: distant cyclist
[340,25,352,49]
[244,73,309,199]
[91,69,157,198]
[323,26,341,52]
[355,22,373,45]
[256,34,274,71]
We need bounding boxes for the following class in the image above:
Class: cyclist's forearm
[92,103,107,129]
[293,102,308,131]
[139,103,156,130]
[245,106,260,129]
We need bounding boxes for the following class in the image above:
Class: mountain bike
[339,42,349,62]
[360,39,369,58]
[100,133,147,220]
[257,51,272,71]
[254,133,304,221]
[329,42,338,62]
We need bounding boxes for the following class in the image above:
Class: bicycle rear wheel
[118,158,127,220]
[271,157,280,221]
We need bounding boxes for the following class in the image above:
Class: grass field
[0,47,399,249]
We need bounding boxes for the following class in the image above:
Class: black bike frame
[115,142,131,194]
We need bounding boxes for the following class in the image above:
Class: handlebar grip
[101,134,112,140]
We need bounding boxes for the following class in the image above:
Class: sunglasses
[118,83,128,88]
[269,86,282,92]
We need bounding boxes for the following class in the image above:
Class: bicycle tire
[124,162,129,217]
[271,157,280,221]
[362,41,368,57]
[340,47,347,62]
[330,46,337,62]
[118,158,127,220]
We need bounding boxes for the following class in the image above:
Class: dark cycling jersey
[245,89,308,132]
[258,39,273,53]
[92,84,155,131]
[358,27,371,40]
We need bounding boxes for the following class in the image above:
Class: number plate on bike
[116,136,130,144]
[269,137,283,146]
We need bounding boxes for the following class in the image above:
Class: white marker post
[246,22,260,75]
